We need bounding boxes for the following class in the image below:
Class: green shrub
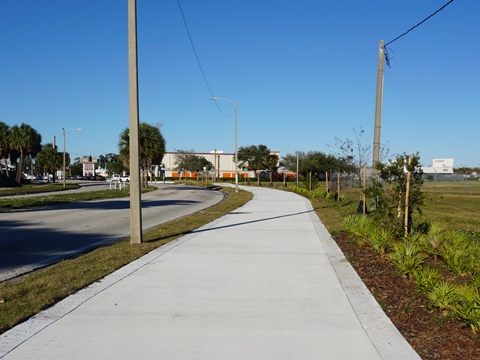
[413,267,443,292]
[311,189,327,198]
[422,221,446,258]
[369,227,395,253]
[471,274,480,289]
[439,230,478,275]
[390,236,426,275]
[342,214,374,245]
[428,280,457,317]
[451,285,480,333]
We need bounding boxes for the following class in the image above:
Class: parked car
[120,175,130,182]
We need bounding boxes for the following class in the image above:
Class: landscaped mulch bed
[333,233,480,360]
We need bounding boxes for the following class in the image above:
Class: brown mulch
[333,233,480,360]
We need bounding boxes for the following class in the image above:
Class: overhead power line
[385,0,455,47]
[176,0,232,117]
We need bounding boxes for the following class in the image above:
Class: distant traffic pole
[128,0,142,244]
[62,128,83,188]
[372,40,385,178]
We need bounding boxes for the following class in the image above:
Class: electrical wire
[384,46,393,68]
[176,0,233,117]
[385,0,455,47]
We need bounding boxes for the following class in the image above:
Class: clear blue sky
[1,1,478,167]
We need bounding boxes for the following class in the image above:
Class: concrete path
[0,186,420,359]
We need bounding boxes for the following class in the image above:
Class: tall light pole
[210,97,238,193]
[63,128,83,188]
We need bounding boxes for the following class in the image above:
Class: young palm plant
[390,234,426,275]
[428,280,458,318]
[342,214,374,245]
[369,227,395,253]
[413,267,443,293]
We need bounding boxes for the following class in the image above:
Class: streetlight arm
[210,97,233,105]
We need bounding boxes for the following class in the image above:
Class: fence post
[363,165,367,214]
[404,156,412,237]
[337,171,341,201]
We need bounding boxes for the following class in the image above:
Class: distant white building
[155,150,282,180]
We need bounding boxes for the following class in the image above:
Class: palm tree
[119,123,166,187]
[0,122,11,177]
[35,144,62,183]
[10,123,42,183]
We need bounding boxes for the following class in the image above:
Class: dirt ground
[333,233,480,360]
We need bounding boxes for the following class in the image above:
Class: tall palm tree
[119,122,166,187]
[35,144,62,183]
[0,122,11,177]
[10,123,42,183]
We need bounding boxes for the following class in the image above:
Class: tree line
[0,122,42,184]
[0,121,166,187]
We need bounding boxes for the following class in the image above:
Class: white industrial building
[153,150,281,180]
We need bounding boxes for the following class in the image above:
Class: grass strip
[0,187,252,334]
[0,186,157,209]
[0,183,80,197]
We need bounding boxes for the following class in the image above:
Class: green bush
[428,280,457,317]
[439,230,479,275]
[413,267,443,292]
[390,235,426,275]
[342,214,374,245]
[369,227,395,253]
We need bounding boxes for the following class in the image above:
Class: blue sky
[1,0,478,167]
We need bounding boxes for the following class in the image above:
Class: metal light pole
[62,128,83,188]
[210,97,238,193]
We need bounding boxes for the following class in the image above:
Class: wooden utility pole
[372,40,385,178]
[128,0,143,244]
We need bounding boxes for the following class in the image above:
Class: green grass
[0,183,79,196]
[421,181,480,234]
[0,187,252,334]
[0,186,158,209]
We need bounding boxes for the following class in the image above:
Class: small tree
[328,127,371,188]
[174,150,212,172]
[365,153,425,235]
[265,153,279,186]
[237,144,273,185]
[281,151,354,190]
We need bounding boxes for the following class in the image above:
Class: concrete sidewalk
[0,186,420,359]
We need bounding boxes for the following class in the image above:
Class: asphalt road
[0,183,225,282]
